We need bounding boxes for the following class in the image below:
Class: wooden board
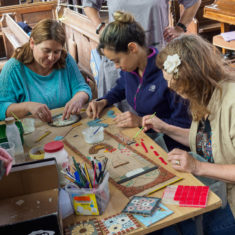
[62,112,181,197]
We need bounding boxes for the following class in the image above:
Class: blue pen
[97,162,102,183]
[93,126,101,135]
[74,171,80,183]
[98,162,102,173]
[73,171,83,187]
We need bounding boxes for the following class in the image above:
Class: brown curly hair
[156,34,234,121]
[13,19,67,69]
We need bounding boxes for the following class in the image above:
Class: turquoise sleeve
[0,59,21,120]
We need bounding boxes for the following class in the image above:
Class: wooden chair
[0,14,29,59]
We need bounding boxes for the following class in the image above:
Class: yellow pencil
[146,177,183,196]
[83,163,92,188]
[35,131,51,143]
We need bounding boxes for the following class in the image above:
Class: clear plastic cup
[0,142,15,164]
[82,126,104,144]
[22,118,35,134]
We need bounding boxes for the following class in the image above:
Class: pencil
[83,163,92,188]
[133,112,156,140]
[35,130,51,143]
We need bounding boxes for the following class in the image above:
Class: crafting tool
[117,166,158,184]
[83,163,93,188]
[74,171,83,187]
[98,162,102,174]
[113,161,129,168]
[11,112,25,128]
[91,159,98,184]
[133,112,156,140]
[35,130,51,143]
[97,158,108,183]
[93,126,101,135]
[66,168,75,179]
[72,157,86,185]
[146,177,183,196]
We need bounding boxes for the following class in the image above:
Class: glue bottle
[44,141,70,186]
[5,117,24,156]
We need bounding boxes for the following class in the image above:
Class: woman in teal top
[0,19,92,122]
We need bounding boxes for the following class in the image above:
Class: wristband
[176,22,187,32]
[96,22,105,35]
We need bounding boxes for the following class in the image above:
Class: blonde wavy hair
[13,19,67,69]
[156,34,234,121]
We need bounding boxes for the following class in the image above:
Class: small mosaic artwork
[99,213,141,235]
[122,196,161,216]
[49,114,81,127]
[134,203,173,227]
[64,219,102,235]
[87,119,108,127]
[106,110,116,118]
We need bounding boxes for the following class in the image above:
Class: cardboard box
[0,158,63,235]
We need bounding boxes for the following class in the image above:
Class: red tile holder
[162,185,209,208]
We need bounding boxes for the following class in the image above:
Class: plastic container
[65,172,110,215]
[0,121,24,144]
[5,117,24,156]
[29,146,45,160]
[82,126,104,144]
[44,141,69,186]
[0,142,15,164]
[22,118,35,134]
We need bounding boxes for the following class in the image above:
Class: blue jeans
[151,203,235,235]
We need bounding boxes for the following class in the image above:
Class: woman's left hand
[114,111,142,128]
[63,96,83,120]
[168,148,198,174]
[63,92,89,120]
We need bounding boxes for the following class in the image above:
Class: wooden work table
[5,107,222,234]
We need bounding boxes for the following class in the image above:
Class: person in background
[86,11,191,152]
[143,34,235,234]
[0,19,92,122]
[83,0,201,111]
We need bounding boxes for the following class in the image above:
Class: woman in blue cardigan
[86,11,191,151]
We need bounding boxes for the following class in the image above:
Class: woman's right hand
[86,99,108,119]
[142,115,166,133]
[28,102,52,122]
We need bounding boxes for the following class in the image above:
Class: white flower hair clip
[163,54,181,74]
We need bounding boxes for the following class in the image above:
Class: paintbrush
[133,112,156,140]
